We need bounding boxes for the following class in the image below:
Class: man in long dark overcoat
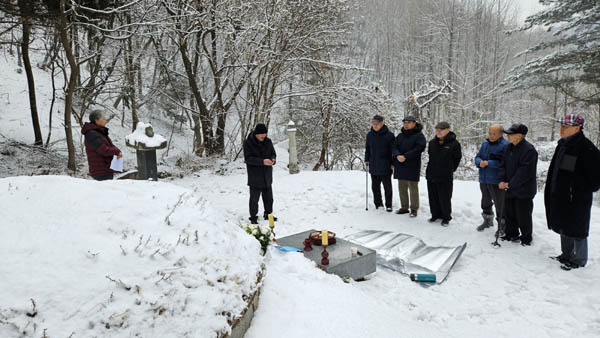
[545,114,600,270]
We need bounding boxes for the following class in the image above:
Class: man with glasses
[365,115,395,211]
[545,114,600,270]
[392,116,426,217]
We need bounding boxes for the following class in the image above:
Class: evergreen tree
[505,0,600,104]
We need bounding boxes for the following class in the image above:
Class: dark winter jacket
[82,122,121,177]
[244,132,277,188]
[498,138,538,199]
[475,138,510,185]
[364,125,395,176]
[392,123,426,181]
[544,131,600,239]
[425,132,462,182]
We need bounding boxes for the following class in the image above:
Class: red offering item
[309,231,336,246]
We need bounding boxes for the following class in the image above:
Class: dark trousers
[504,197,534,244]
[249,186,273,219]
[480,183,505,222]
[560,235,587,266]
[93,173,114,181]
[371,174,393,208]
[427,180,453,221]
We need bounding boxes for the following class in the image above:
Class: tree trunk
[20,16,43,145]
[58,0,79,171]
[124,16,139,132]
[313,103,332,171]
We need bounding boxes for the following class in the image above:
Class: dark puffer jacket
[244,132,277,188]
[425,132,462,182]
[82,122,121,177]
[365,125,395,176]
[498,139,538,199]
[545,131,600,239]
[392,123,426,181]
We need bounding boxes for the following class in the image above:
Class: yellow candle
[321,229,328,246]
[268,214,275,229]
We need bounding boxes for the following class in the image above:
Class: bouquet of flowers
[245,224,274,255]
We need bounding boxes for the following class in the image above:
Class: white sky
[513,0,545,22]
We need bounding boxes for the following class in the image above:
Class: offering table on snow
[277,229,376,280]
[125,123,167,181]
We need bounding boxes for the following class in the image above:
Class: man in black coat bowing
[425,121,462,226]
[498,124,538,246]
[365,115,395,211]
[244,123,277,224]
[545,114,600,270]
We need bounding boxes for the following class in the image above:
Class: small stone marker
[276,229,376,280]
[287,121,299,174]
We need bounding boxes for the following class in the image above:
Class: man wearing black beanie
[244,123,277,224]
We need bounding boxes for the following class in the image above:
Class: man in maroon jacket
[82,110,122,181]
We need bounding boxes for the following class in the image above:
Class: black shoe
[521,241,532,246]
[263,214,278,221]
[441,220,450,227]
[550,255,569,264]
[410,210,417,218]
[395,208,409,214]
[428,217,438,223]
[386,207,393,212]
[249,217,259,225]
[501,234,520,242]
[560,261,584,271]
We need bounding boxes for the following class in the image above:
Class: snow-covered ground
[0,176,263,338]
[2,41,600,338]
[174,156,600,338]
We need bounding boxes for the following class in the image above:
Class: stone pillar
[136,149,158,180]
[126,123,167,181]
[287,120,299,174]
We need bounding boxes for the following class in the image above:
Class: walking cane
[365,163,369,211]
[491,188,508,248]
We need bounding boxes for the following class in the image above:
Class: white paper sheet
[110,155,123,172]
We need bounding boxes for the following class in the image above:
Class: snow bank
[0,176,263,338]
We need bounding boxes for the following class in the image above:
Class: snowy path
[177,169,600,338]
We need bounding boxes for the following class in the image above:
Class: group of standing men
[365,115,461,226]
[364,114,600,270]
[80,107,599,271]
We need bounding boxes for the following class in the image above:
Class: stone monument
[125,122,167,180]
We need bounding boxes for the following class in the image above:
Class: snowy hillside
[0,176,263,338]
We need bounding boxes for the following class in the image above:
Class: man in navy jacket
[365,115,395,211]
[498,124,538,246]
[392,116,426,217]
[475,125,509,233]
